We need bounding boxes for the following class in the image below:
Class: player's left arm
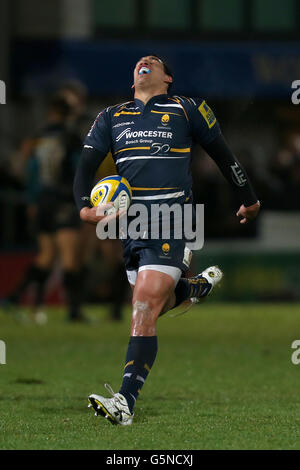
[202,134,260,224]
[187,98,260,224]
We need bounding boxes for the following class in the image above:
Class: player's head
[47,96,72,122]
[133,54,173,94]
[57,79,88,118]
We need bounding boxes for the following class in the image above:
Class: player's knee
[132,300,152,318]
[132,298,161,324]
[131,300,157,336]
[132,288,162,313]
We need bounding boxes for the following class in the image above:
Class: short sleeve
[84,108,111,154]
[186,98,221,147]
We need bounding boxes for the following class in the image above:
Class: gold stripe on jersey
[114,146,151,155]
[109,101,133,111]
[150,110,181,116]
[114,111,141,117]
[170,147,190,153]
[180,95,193,105]
[168,97,189,121]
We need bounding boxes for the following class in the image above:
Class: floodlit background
[1,0,300,452]
[0,0,299,309]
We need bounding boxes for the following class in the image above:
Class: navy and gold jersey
[83,94,221,206]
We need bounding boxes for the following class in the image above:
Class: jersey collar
[134,93,169,110]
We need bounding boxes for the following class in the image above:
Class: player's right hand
[236,200,261,224]
[80,204,114,225]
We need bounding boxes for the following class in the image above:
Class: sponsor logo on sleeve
[230,162,247,187]
[198,101,216,128]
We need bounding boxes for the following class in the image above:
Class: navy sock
[173,278,191,308]
[173,276,211,309]
[119,336,158,413]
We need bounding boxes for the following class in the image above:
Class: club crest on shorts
[162,243,170,255]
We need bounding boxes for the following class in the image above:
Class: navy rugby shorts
[122,237,192,285]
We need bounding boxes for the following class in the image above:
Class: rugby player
[74,55,260,425]
[7,96,87,322]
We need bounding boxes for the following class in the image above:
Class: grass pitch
[0,302,300,450]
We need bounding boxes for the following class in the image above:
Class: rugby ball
[90,175,132,215]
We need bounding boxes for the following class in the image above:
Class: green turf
[0,302,300,450]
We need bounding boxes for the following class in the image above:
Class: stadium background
[0,0,299,308]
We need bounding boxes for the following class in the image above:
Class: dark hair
[147,54,173,92]
[48,96,72,118]
[58,79,88,99]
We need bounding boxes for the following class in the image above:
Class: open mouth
[138,66,151,75]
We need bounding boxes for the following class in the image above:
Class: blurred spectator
[56,79,89,138]
[3,95,87,322]
[1,89,129,322]
[269,131,300,210]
